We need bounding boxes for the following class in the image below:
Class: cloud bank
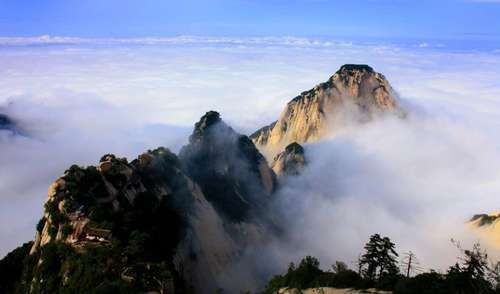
[1,37,500,281]
[265,112,500,273]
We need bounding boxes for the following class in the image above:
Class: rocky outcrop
[19,111,278,294]
[26,147,247,293]
[25,148,191,292]
[177,111,278,292]
[31,150,178,252]
[468,213,500,248]
[470,214,500,227]
[179,111,277,222]
[271,142,306,177]
[251,64,402,154]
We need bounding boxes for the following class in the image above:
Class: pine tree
[359,234,399,281]
[379,236,399,279]
[449,239,492,293]
[360,234,382,281]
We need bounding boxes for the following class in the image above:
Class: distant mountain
[251,64,402,154]
[469,213,500,246]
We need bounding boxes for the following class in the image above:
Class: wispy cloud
[0,35,346,48]
[1,39,500,273]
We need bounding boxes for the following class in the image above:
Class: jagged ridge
[179,111,276,221]
[1,111,277,294]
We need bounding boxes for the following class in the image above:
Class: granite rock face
[17,111,277,294]
[251,64,402,154]
[179,111,276,221]
[271,142,306,177]
[1,65,405,293]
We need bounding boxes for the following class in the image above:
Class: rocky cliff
[3,111,276,294]
[0,65,405,294]
[271,142,306,177]
[251,64,402,155]
[179,111,276,221]
[16,148,188,293]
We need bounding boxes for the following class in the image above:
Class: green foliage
[18,241,126,294]
[359,234,399,285]
[48,224,58,238]
[61,223,73,238]
[111,191,186,263]
[337,64,374,73]
[63,164,108,215]
[263,256,364,293]
[0,242,33,294]
[99,154,116,162]
[30,242,71,292]
[287,256,322,289]
[124,230,148,261]
[264,274,287,294]
[443,241,494,294]
[11,240,182,294]
[44,200,63,225]
[61,243,131,294]
[0,148,193,294]
[332,261,348,274]
[394,272,448,294]
[264,237,500,294]
[36,217,46,233]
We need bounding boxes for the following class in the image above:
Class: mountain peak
[337,64,374,74]
[197,110,221,128]
[180,111,276,221]
[190,110,222,143]
[251,64,402,154]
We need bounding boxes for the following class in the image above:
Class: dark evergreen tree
[360,234,382,281]
[379,236,399,278]
[446,240,493,294]
[359,234,399,282]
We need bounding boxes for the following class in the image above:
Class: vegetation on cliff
[0,148,188,293]
[0,111,278,293]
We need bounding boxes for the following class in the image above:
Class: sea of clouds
[1,37,500,278]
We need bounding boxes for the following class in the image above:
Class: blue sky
[1,0,500,40]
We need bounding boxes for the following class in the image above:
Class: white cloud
[0,35,345,48]
[1,37,500,277]
[266,113,500,273]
